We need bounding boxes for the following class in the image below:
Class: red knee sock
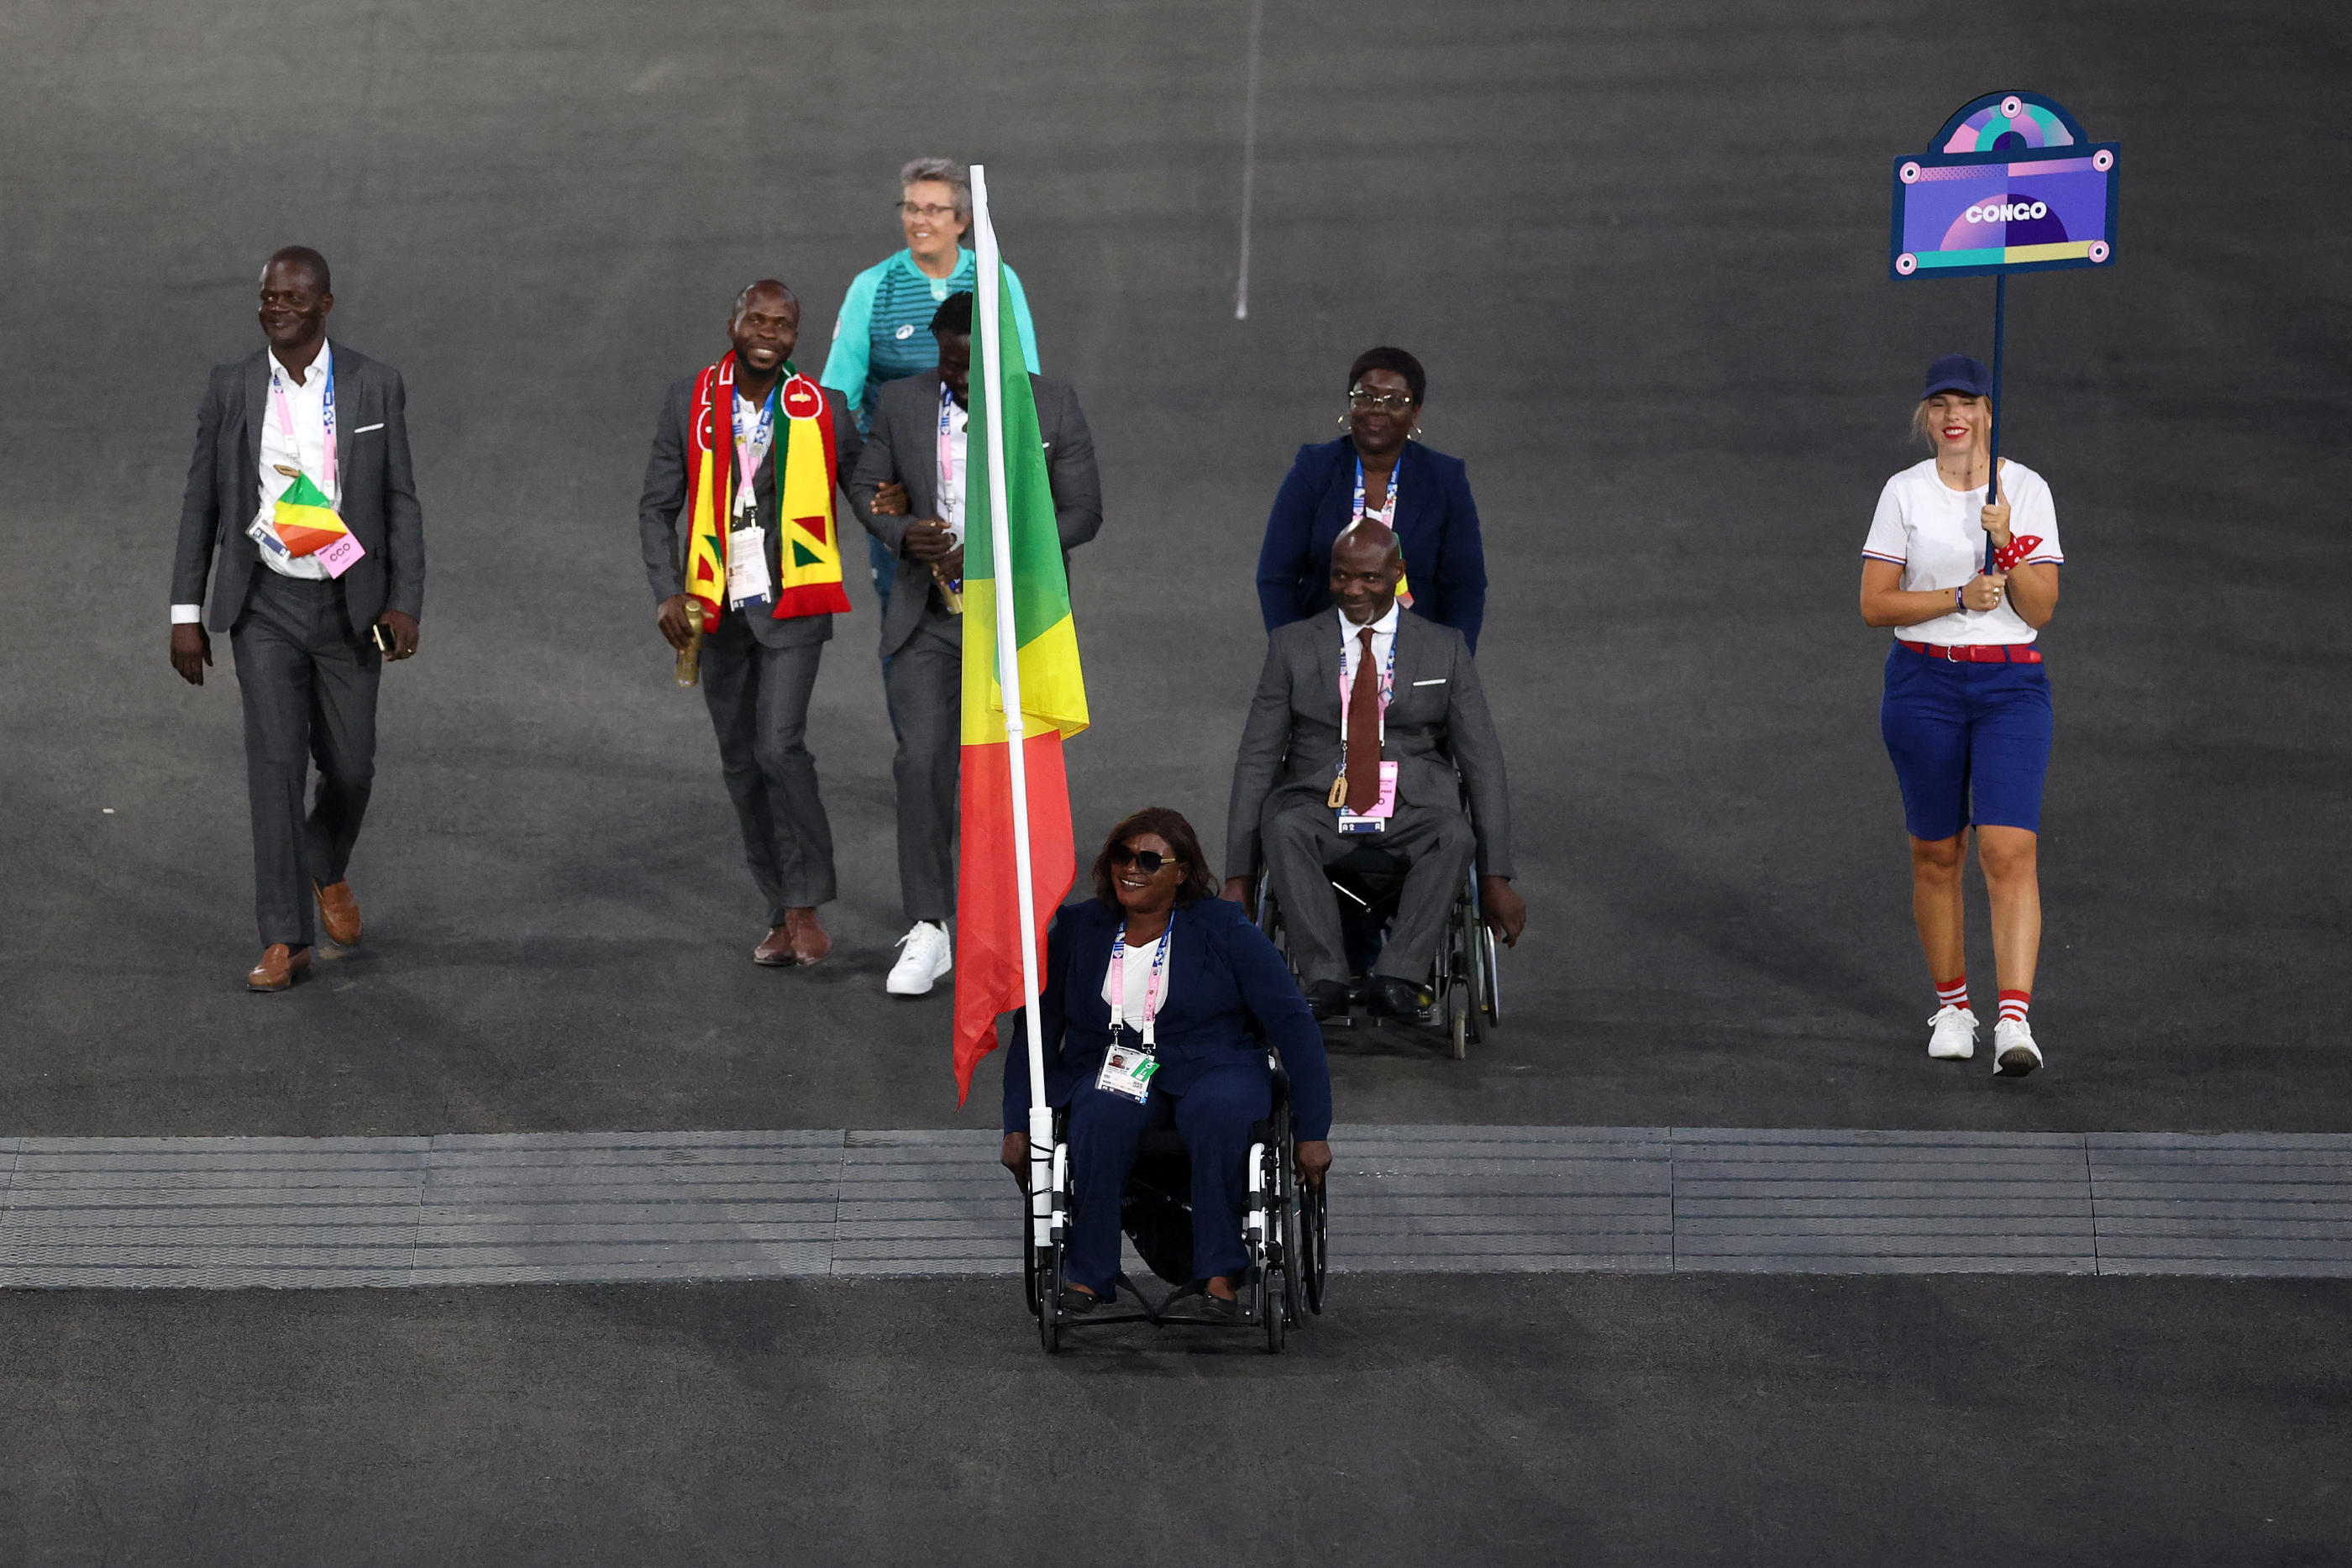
[1934,974,1969,1012]
[1998,989,2031,1025]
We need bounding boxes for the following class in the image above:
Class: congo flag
[952,267,1089,1102]
[271,474,351,557]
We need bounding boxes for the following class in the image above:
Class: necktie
[1345,627,1381,814]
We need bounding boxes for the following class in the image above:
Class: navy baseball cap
[1921,354,1992,399]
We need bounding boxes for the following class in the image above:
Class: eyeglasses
[1347,389,1415,414]
[900,202,958,221]
[1110,845,1179,873]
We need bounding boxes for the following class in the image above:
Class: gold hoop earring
[1408,425,1423,442]
[1336,412,1350,429]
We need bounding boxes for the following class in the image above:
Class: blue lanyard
[1352,448,1401,527]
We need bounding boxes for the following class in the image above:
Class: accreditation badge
[1335,760,1399,833]
[727,525,772,608]
[1095,1042,1158,1104]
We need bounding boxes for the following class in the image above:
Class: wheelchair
[1252,836,1504,1060]
[1023,1063,1327,1355]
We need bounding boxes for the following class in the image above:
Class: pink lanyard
[269,353,337,499]
[1108,924,1172,1048]
[732,389,775,502]
[937,382,961,517]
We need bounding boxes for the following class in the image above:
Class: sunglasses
[1110,844,1180,873]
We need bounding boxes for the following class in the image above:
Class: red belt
[1898,639,2042,664]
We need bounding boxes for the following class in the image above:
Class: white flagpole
[969,165,1055,1235]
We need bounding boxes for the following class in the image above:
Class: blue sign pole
[1986,272,2006,574]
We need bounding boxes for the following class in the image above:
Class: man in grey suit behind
[847,291,1101,997]
[1223,522,1525,1021]
[641,280,864,968]
[169,246,425,992]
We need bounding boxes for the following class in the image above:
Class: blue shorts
[1879,642,2054,841]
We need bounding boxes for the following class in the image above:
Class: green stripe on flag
[965,275,1071,650]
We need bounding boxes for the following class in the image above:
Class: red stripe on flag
[952,732,1075,1104]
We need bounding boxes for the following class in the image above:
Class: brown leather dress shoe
[248,944,312,992]
[784,907,832,966]
[752,925,795,967]
[313,881,363,947]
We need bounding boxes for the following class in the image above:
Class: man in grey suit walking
[1223,522,1525,1020]
[847,291,1101,996]
[642,280,864,968]
[170,246,425,992]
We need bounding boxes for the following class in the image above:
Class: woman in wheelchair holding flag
[1002,808,1332,1319]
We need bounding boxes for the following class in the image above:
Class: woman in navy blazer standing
[1255,347,1488,652]
[1003,807,1333,1318]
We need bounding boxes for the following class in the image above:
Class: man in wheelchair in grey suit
[1222,521,1525,1022]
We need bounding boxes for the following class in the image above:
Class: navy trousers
[1064,1055,1272,1297]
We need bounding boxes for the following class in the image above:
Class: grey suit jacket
[845,369,1102,658]
[637,373,864,650]
[1226,610,1515,880]
[171,345,425,638]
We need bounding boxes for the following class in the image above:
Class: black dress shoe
[1305,979,1352,1020]
[1166,1282,1241,1321]
[1368,976,1425,1019]
[1058,1285,1103,1314]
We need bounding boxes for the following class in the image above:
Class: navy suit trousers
[1064,1053,1272,1296]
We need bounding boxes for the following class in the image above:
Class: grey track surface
[3,7,2349,1555]
[1,1273,2348,1565]
[3,1,2349,1141]
[6,1125,2350,1287]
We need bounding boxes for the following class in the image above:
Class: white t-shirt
[1100,931,1172,1022]
[1862,458,2064,646]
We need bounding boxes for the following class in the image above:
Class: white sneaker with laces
[1926,1004,1977,1060]
[1992,1018,2044,1076]
[886,920,953,996]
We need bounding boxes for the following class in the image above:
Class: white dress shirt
[171,341,335,621]
[1337,600,1401,690]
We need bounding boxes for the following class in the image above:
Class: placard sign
[1891,92,2119,280]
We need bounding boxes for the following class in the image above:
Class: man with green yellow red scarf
[638,280,864,967]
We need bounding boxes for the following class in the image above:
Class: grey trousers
[701,611,835,921]
[885,609,960,924]
[229,573,381,947]
[1262,798,1476,986]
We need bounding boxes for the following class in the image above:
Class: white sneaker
[1926,1004,1977,1060]
[885,920,953,996]
[1992,1018,2043,1077]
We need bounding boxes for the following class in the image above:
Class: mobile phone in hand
[372,622,396,655]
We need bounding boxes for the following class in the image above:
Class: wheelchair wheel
[1037,1240,1063,1355]
[1446,978,1470,1060]
[1302,1182,1328,1314]
[1261,1249,1287,1353]
[1024,1231,1042,1319]
[1479,918,1504,1029]
[1279,1175,1305,1328]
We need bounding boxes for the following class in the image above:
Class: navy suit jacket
[1003,896,1333,1141]
[1256,437,1488,652]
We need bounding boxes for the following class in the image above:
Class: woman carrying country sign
[1859,354,2063,1076]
